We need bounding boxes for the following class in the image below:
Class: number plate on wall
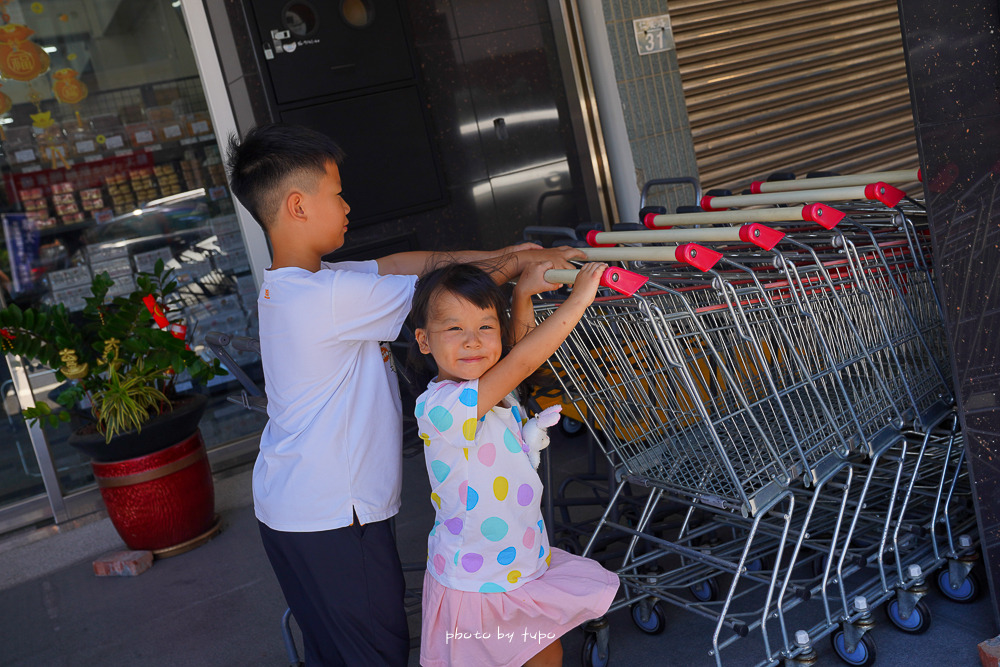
[633,15,675,56]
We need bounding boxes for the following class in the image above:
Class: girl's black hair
[405,263,521,396]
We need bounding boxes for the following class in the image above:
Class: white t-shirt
[416,378,550,593]
[253,260,418,532]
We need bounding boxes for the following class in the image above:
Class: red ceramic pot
[90,430,216,553]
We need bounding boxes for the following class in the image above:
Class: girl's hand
[565,262,607,307]
[514,261,561,298]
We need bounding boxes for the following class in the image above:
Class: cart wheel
[688,578,719,602]
[830,630,876,666]
[885,598,931,634]
[580,632,609,667]
[630,601,667,635]
[689,578,719,602]
[559,415,585,437]
[936,568,980,602]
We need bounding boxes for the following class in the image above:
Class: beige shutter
[668,0,919,192]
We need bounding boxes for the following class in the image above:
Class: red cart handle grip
[675,243,723,271]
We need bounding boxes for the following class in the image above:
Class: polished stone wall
[207,0,595,258]
[897,0,1000,630]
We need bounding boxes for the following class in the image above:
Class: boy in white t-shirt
[225,123,582,666]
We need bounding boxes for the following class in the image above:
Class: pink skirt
[419,547,619,667]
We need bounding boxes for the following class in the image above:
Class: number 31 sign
[633,15,675,56]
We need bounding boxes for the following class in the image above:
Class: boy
[226,123,583,666]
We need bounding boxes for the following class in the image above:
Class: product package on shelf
[87,243,130,266]
[184,111,212,138]
[172,256,211,284]
[212,247,249,274]
[132,246,175,275]
[90,113,128,154]
[47,265,92,292]
[49,284,91,312]
[129,167,159,205]
[91,257,133,281]
[209,214,239,235]
[153,163,183,196]
[125,122,157,150]
[105,173,137,215]
[80,188,105,211]
[6,126,38,166]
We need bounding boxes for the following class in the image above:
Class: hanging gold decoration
[59,348,89,380]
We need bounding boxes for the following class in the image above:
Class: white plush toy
[522,405,563,469]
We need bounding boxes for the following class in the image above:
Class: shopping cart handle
[676,243,723,271]
[802,203,845,229]
[544,267,648,297]
[738,223,785,251]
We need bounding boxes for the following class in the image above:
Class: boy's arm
[375,244,584,282]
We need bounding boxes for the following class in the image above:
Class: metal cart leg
[281,607,302,666]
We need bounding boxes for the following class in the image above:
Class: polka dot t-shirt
[416,378,550,594]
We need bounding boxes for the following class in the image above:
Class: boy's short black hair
[225,123,346,232]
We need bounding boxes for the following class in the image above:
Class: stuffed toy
[522,405,562,469]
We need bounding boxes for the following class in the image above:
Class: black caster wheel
[581,632,609,667]
[630,601,667,635]
[830,630,876,666]
[885,598,931,634]
[559,415,585,437]
[689,577,719,602]
[936,568,981,602]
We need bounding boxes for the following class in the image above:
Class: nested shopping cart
[532,173,978,667]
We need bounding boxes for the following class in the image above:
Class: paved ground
[0,431,995,666]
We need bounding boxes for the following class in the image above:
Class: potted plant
[0,260,225,556]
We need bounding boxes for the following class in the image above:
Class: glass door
[0,0,268,534]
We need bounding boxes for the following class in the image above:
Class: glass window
[0,0,265,513]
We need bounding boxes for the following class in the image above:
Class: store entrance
[0,1,266,535]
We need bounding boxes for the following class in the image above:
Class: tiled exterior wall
[600,1,699,216]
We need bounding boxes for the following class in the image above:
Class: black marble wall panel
[207,0,592,257]
[897,0,1000,630]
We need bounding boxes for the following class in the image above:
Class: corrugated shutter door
[669,0,919,191]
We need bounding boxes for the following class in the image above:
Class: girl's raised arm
[510,261,562,343]
[475,262,606,418]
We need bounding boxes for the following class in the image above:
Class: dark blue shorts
[258,515,409,666]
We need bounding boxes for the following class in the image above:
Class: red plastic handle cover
[674,243,722,271]
[699,195,726,212]
[643,212,671,229]
[801,203,845,229]
[864,182,905,207]
[738,223,785,251]
[917,168,922,182]
[601,267,648,297]
[585,230,614,247]
[750,180,764,194]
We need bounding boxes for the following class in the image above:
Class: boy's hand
[525,246,586,269]
[565,262,607,307]
[514,261,561,298]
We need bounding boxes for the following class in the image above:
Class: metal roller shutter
[668,0,919,191]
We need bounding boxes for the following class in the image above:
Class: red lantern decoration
[0,23,51,82]
[52,67,87,104]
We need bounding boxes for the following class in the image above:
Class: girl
[409,261,619,667]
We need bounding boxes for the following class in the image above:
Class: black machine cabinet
[240,0,445,224]
[247,0,413,104]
